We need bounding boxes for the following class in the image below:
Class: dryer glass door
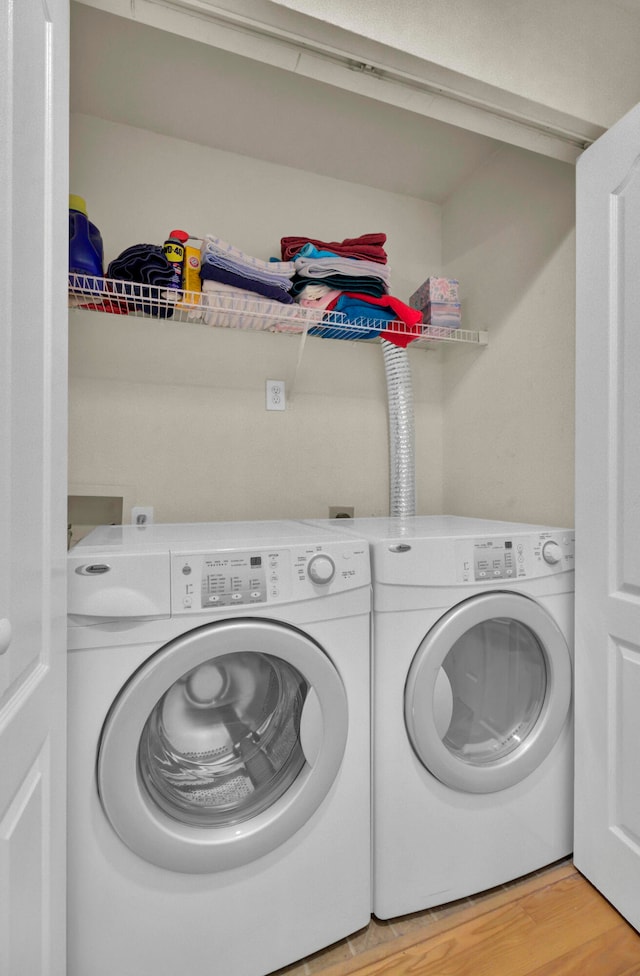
[437,616,547,764]
[97,618,348,873]
[405,592,571,794]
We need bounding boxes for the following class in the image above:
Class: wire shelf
[68,275,488,347]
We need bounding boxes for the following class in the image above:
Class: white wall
[267,0,640,129]
[69,113,444,523]
[441,146,576,527]
[69,112,577,528]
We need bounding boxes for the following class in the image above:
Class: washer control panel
[199,552,269,608]
[170,542,368,613]
[456,531,575,583]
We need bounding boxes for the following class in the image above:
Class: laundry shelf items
[68,275,488,348]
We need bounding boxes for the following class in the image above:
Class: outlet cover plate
[132,506,154,525]
[266,379,286,411]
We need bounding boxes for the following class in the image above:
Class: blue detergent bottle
[69,195,104,279]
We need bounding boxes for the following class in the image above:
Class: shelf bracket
[285,318,311,401]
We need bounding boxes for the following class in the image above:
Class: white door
[574,100,640,930]
[0,2,69,973]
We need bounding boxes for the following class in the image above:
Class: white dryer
[303,515,574,919]
[67,520,371,976]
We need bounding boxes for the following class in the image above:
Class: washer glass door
[98,618,348,873]
[139,651,308,827]
[405,592,571,794]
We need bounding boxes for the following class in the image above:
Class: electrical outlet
[329,506,354,519]
[132,506,154,525]
[266,379,286,411]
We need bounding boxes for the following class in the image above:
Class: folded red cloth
[340,292,422,329]
[281,233,388,264]
[326,290,423,347]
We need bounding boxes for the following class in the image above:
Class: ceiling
[70,2,506,204]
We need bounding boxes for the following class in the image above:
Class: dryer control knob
[307,554,336,585]
[542,540,563,565]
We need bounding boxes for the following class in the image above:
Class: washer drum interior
[97,619,348,873]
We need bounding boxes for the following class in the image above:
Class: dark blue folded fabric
[107,244,176,318]
[290,274,387,298]
[200,264,294,304]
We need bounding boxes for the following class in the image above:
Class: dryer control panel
[456,531,575,583]
[170,542,369,613]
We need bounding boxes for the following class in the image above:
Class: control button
[542,540,563,565]
[231,593,243,601]
[250,591,262,599]
[182,565,192,575]
[307,554,336,584]
[183,597,192,608]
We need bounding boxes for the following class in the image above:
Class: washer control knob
[542,540,563,565]
[307,554,336,585]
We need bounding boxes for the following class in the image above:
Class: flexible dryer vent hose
[381,339,416,517]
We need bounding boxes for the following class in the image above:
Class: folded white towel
[294,254,390,284]
[202,234,295,277]
[202,280,323,332]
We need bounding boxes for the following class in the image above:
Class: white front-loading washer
[67,520,371,976]
[302,515,574,920]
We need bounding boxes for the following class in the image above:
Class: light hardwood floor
[275,861,640,976]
